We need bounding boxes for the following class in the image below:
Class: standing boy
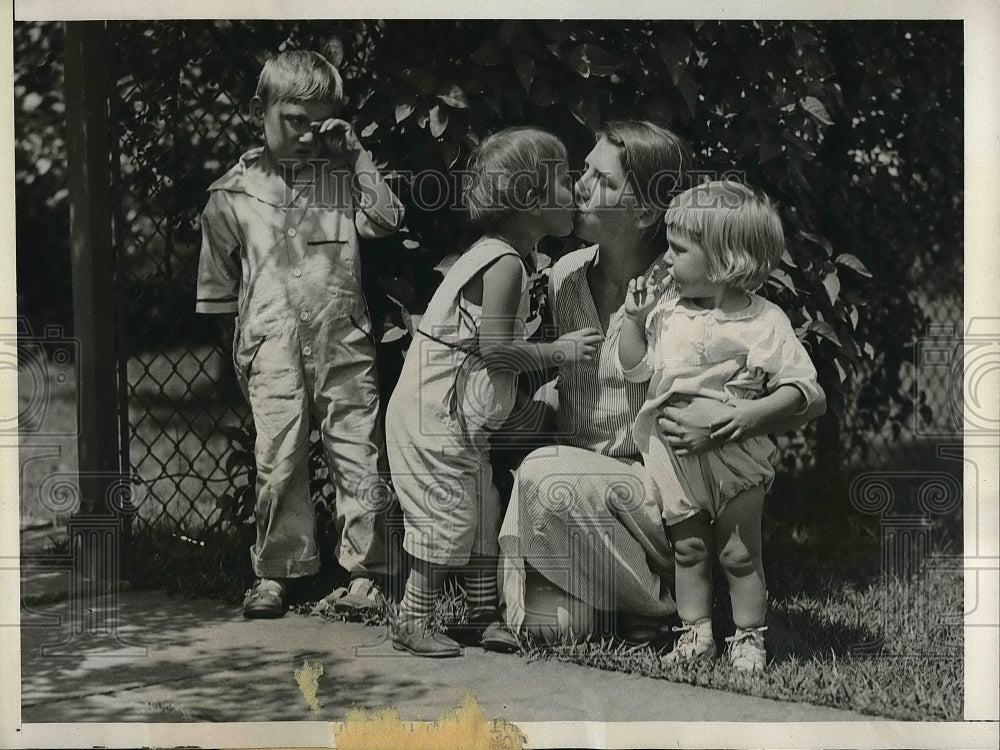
[196,50,403,618]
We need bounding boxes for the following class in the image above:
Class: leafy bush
[14,19,962,480]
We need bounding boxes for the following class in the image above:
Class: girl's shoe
[392,615,463,658]
[725,626,767,672]
[448,608,520,653]
[242,578,286,619]
[662,618,717,664]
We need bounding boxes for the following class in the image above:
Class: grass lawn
[18,349,964,720]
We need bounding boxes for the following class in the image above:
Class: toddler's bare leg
[715,485,766,628]
[668,512,714,624]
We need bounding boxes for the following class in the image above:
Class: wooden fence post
[64,22,125,540]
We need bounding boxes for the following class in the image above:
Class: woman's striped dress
[499,245,678,632]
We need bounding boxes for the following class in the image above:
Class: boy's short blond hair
[664,180,785,293]
[255,49,344,108]
[463,127,567,229]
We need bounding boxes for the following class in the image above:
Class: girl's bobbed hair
[463,127,567,229]
[255,49,344,108]
[664,180,785,293]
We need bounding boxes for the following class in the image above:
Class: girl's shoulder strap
[436,237,524,296]
[421,237,525,326]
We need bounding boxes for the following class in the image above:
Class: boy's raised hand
[555,327,604,364]
[312,118,363,162]
[624,276,660,322]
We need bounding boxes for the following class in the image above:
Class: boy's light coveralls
[196,147,403,580]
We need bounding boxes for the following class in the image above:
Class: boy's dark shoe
[243,578,286,619]
[392,615,463,658]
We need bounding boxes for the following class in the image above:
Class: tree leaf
[568,43,622,78]
[657,34,692,85]
[394,102,414,124]
[822,270,841,306]
[225,450,252,476]
[380,276,416,307]
[834,356,851,384]
[759,135,783,163]
[800,95,833,126]
[768,268,798,295]
[438,84,471,109]
[537,20,566,44]
[218,424,247,444]
[835,253,873,278]
[569,86,601,130]
[471,39,505,66]
[502,80,525,115]
[499,19,518,45]
[429,104,448,137]
[514,53,535,92]
[528,77,557,107]
[22,91,42,112]
[838,332,860,362]
[800,231,834,257]
[381,326,408,343]
[398,67,437,95]
[833,359,848,384]
[806,320,841,346]
[439,139,461,168]
[675,70,698,118]
[324,36,345,67]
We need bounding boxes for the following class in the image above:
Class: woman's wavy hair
[596,119,695,241]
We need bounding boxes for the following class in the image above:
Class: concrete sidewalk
[19,565,873,724]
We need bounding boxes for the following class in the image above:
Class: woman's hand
[554,327,604,364]
[708,398,770,442]
[656,398,735,456]
[624,276,659,323]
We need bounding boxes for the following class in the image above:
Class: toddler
[619,180,824,671]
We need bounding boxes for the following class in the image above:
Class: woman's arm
[708,385,806,443]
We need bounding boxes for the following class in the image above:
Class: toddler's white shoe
[662,618,717,664]
[725,626,767,672]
